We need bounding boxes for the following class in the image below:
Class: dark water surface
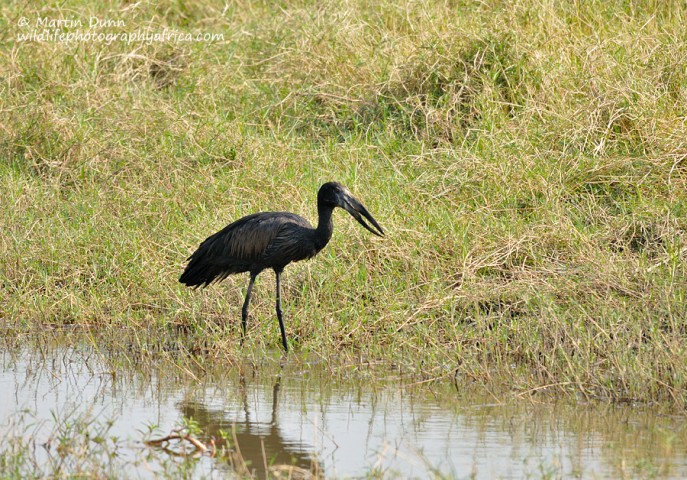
[1,344,686,478]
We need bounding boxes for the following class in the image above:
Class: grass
[1,0,687,407]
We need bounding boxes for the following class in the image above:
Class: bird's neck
[314,204,334,250]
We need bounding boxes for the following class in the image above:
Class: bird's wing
[200,212,311,265]
[259,220,319,268]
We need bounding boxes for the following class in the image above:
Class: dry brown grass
[1,0,687,407]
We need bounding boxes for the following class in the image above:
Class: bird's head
[318,182,385,237]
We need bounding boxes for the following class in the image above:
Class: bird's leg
[241,273,257,343]
[275,269,288,353]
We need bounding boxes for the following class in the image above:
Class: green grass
[2,0,687,406]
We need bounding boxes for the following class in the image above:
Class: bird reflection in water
[177,374,323,479]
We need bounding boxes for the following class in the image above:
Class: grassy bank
[2,0,687,406]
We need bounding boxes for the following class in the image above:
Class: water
[1,344,686,478]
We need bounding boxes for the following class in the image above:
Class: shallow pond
[1,344,686,478]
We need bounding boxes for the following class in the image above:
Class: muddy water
[1,345,687,479]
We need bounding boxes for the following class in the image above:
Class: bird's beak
[341,192,385,237]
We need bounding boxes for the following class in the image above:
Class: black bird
[179,182,384,352]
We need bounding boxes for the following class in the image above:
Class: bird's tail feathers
[179,254,230,288]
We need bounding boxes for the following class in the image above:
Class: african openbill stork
[179,182,384,352]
